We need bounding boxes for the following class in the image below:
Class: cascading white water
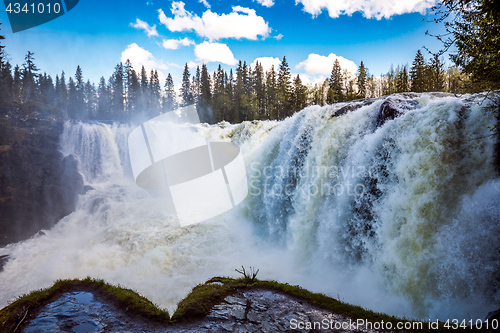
[59,121,134,183]
[0,94,498,321]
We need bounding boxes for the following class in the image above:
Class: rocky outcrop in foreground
[0,112,83,246]
[20,286,370,333]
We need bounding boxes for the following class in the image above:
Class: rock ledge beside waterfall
[0,109,83,247]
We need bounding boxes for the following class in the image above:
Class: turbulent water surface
[0,93,498,321]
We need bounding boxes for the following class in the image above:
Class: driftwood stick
[13,307,29,332]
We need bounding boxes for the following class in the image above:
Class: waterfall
[59,121,135,183]
[0,93,498,321]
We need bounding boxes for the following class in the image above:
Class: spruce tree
[97,76,110,119]
[180,63,193,106]
[140,65,149,110]
[212,65,227,122]
[431,0,500,91]
[74,65,85,118]
[56,71,68,114]
[150,69,161,117]
[84,80,97,119]
[410,50,426,92]
[277,56,291,119]
[110,63,124,119]
[356,61,368,99]
[386,64,396,95]
[253,61,265,118]
[226,69,236,123]
[21,51,38,103]
[265,65,277,119]
[163,73,177,112]
[0,25,12,107]
[291,75,307,112]
[430,54,445,92]
[395,64,409,93]
[67,77,77,118]
[327,59,344,103]
[197,63,212,123]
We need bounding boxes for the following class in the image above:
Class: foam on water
[0,94,498,320]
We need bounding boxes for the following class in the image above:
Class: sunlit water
[0,94,498,321]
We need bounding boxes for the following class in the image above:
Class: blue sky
[0,0,447,88]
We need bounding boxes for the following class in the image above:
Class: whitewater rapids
[0,93,498,321]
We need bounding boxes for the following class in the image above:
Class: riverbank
[0,277,492,333]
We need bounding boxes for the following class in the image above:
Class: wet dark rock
[375,94,419,128]
[22,288,371,333]
[333,98,376,118]
[486,308,500,321]
[0,255,8,273]
[0,113,83,246]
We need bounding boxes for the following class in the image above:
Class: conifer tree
[180,63,193,106]
[74,65,85,117]
[84,80,97,119]
[197,63,212,123]
[226,69,236,122]
[431,0,500,91]
[253,61,266,118]
[125,60,140,115]
[97,76,110,119]
[38,73,54,107]
[212,65,228,122]
[356,61,368,98]
[192,66,201,104]
[430,54,445,92]
[410,50,426,92]
[277,56,291,119]
[67,77,77,118]
[21,51,38,103]
[291,75,307,111]
[0,60,12,105]
[110,63,124,119]
[163,73,177,112]
[386,64,396,95]
[149,69,161,116]
[140,65,149,110]
[55,71,68,113]
[0,25,12,106]
[327,59,344,103]
[395,64,409,92]
[234,61,249,122]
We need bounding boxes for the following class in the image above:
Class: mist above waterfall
[0,93,498,321]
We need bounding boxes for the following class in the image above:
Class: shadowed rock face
[0,114,83,247]
[375,93,420,128]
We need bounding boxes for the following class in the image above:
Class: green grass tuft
[0,276,491,332]
[0,278,169,333]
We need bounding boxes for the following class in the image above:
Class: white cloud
[130,18,159,37]
[255,0,274,7]
[161,37,195,50]
[296,53,358,76]
[199,0,210,8]
[298,73,329,86]
[295,0,437,19]
[251,57,281,72]
[187,61,200,69]
[158,1,271,40]
[194,42,238,65]
[121,43,169,81]
[274,33,283,40]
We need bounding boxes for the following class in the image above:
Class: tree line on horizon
[0,0,496,125]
